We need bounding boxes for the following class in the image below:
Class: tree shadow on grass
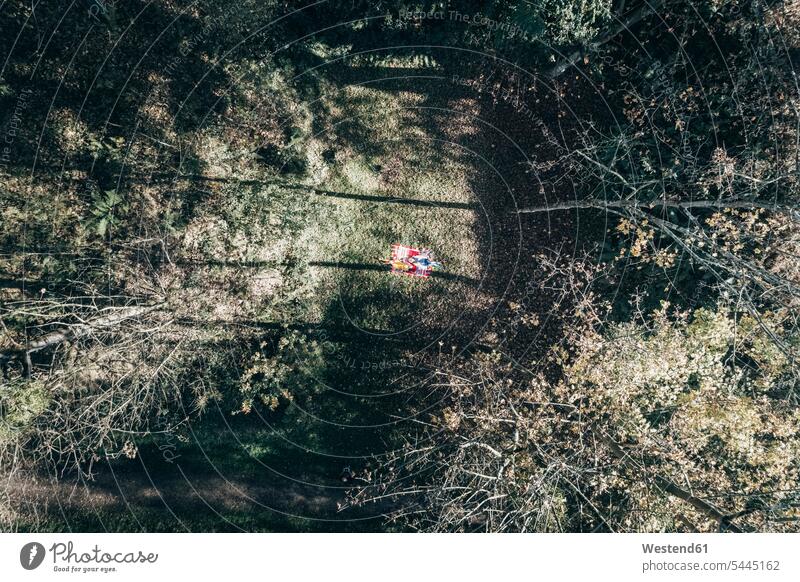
[308,261,480,285]
[128,174,478,210]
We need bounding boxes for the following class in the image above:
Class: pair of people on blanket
[391,251,442,274]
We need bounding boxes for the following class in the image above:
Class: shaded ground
[10,423,392,532]
[3,11,596,532]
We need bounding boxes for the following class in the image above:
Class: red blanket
[390,244,432,278]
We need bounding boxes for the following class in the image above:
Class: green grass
[18,52,488,533]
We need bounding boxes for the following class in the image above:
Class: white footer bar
[1,533,797,582]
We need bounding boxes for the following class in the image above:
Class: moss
[0,379,50,444]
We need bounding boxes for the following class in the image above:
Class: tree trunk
[545,0,667,79]
[603,435,744,532]
[1,303,165,378]
[517,198,798,216]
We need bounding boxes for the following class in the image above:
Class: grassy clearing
[9,54,495,532]
[176,57,491,334]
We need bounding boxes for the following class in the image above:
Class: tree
[521,0,800,368]
[348,294,800,532]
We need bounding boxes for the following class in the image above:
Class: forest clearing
[1,0,799,534]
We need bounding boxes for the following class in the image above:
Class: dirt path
[8,456,389,532]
